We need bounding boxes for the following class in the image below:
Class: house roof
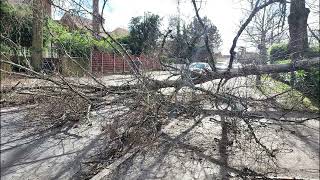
[59,12,107,38]
[60,12,92,30]
[110,28,129,37]
[7,0,31,4]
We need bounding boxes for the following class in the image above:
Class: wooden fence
[91,51,161,74]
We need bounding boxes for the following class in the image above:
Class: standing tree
[92,0,100,37]
[127,13,161,55]
[186,16,222,63]
[167,16,221,64]
[242,0,286,86]
[31,0,44,71]
[243,0,286,64]
[288,0,309,85]
[288,0,309,61]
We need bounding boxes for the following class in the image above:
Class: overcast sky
[102,0,244,54]
[53,0,319,55]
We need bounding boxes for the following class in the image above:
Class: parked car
[188,62,241,78]
[188,62,212,78]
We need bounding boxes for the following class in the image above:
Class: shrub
[305,46,320,58]
[269,43,319,63]
[304,68,320,105]
[47,19,112,58]
[269,43,289,63]
[0,1,33,48]
[269,43,320,106]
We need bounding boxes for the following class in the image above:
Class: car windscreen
[190,63,206,69]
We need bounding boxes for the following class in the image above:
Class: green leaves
[47,19,111,58]
[127,13,162,55]
[269,43,289,63]
[0,2,33,48]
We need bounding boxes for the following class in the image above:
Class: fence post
[152,57,154,70]
[90,49,93,73]
[113,52,115,73]
[123,57,125,73]
[101,52,104,74]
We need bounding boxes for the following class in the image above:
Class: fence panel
[91,51,161,74]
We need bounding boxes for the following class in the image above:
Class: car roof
[190,62,209,65]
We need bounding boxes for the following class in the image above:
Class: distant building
[59,11,107,38]
[110,28,129,37]
[215,53,230,63]
[236,47,260,64]
[59,12,93,31]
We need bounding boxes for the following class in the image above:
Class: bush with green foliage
[0,1,33,49]
[301,68,320,105]
[269,43,319,63]
[47,19,113,58]
[0,1,112,59]
[269,43,320,106]
[269,43,289,63]
[305,46,320,58]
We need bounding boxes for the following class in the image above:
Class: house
[236,47,260,64]
[59,11,93,31]
[215,53,230,63]
[59,11,108,39]
[110,27,129,37]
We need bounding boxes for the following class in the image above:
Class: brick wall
[91,51,161,74]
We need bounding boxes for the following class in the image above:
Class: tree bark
[150,58,320,90]
[31,0,44,71]
[288,0,310,85]
[256,31,268,87]
[288,0,310,60]
[93,0,100,38]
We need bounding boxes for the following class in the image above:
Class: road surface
[1,73,319,179]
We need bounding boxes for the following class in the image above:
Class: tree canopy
[126,13,161,55]
[167,16,222,62]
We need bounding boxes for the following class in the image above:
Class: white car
[188,62,213,78]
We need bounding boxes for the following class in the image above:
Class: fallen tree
[151,57,320,89]
[1,57,319,92]
[1,0,319,179]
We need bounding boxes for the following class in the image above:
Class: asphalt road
[1,106,108,180]
[1,73,319,180]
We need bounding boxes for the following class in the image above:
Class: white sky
[53,0,319,55]
[103,0,243,54]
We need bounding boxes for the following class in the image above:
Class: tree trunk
[288,0,310,60]
[256,31,268,87]
[288,0,309,86]
[93,0,100,38]
[31,0,44,72]
[148,58,320,90]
